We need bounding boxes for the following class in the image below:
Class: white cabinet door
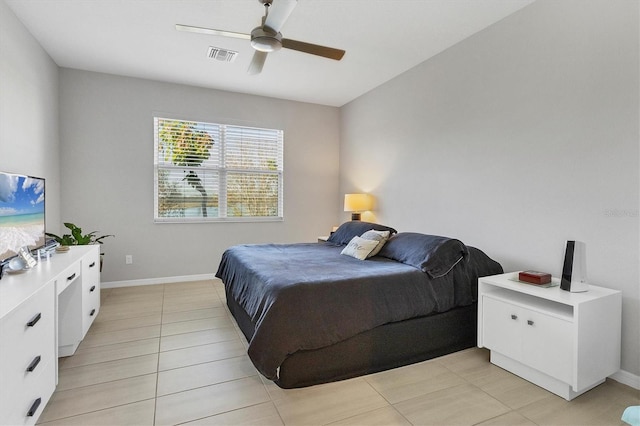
[482,296,522,360]
[521,310,573,384]
[483,295,574,386]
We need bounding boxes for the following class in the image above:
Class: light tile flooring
[38,280,638,425]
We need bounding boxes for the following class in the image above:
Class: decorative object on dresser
[478,272,621,400]
[46,222,113,272]
[18,246,38,269]
[45,222,113,246]
[560,240,588,292]
[0,245,101,425]
[343,193,373,221]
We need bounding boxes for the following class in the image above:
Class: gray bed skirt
[226,289,477,389]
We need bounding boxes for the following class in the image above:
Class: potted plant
[46,223,114,271]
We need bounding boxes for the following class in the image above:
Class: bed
[216,222,503,388]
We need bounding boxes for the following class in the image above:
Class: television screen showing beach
[0,172,45,262]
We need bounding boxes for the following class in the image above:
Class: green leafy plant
[46,222,114,246]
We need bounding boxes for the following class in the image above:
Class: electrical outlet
[125,255,133,265]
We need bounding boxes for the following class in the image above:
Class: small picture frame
[18,246,37,269]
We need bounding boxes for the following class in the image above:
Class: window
[154,117,283,222]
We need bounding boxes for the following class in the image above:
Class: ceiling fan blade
[248,51,268,74]
[264,0,297,33]
[282,39,345,60]
[175,24,250,40]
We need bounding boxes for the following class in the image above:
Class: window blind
[154,117,283,222]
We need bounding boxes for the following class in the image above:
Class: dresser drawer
[56,261,81,295]
[81,250,101,336]
[0,282,55,425]
[0,282,55,360]
[82,289,100,336]
[1,359,55,426]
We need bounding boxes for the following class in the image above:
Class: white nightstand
[477,272,621,400]
[317,236,329,243]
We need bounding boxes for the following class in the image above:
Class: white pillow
[341,236,380,260]
[360,230,390,258]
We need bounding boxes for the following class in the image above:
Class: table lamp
[344,193,372,221]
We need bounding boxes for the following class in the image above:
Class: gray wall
[340,0,639,376]
[59,69,340,283]
[0,0,60,231]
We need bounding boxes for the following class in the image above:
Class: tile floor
[37,280,639,425]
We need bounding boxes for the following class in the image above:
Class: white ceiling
[5,0,534,107]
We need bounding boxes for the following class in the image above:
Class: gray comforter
[216,242,501,380]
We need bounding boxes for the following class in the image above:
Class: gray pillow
[327,221,397,245]
[360,230,390,258]
[378,232,469,278]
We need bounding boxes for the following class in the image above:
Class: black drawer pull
[27,355,41,372]
[27,398,41,417]
[90,285,96,292]
[89,261,96,268]
[527,320,534,326]
[90,308,96,316]
[510,314,517,320]
[27,313,41,327]
[67,272,76,281]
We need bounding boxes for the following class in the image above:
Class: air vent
[207,46,238,63]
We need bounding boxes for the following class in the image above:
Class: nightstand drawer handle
[510,314,517,320]
[27,398,41,417]
[27,355,41,372]
[89,261,96,268]
[67,272,76,281]
[89,285,96,292]
[27,313,41,327]
[90,308,96,317]
[527,320,534,326]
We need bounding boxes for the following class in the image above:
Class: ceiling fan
[176,0,346,75]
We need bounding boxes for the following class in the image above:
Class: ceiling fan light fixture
[177,0,345,75]
[250,27,282,52]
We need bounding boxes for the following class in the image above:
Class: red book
[519,270,552,285]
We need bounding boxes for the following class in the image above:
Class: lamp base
[351,212,361,221]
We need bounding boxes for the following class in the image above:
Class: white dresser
[477,272,622,400]
[0,245,100,425]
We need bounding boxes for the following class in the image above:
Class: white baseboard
[102,273,217,289]
[610,369,640,390]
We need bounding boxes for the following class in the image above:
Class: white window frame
[154,117,284,223]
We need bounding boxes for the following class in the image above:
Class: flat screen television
[0,171,46,264]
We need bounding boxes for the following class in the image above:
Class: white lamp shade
[344,193,373,212]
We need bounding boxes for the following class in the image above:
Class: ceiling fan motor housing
[250,26,282,52]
